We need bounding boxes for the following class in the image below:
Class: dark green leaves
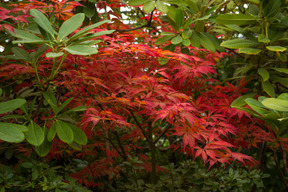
[0,99,26,114]
[221,39,259,49]
[24,122,45,146]
[0,123,26,143]
[216,14,256,25]
[55,120,74,144]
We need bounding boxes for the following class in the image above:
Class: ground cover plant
[0,0,288,191]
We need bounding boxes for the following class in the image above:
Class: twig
[117,9,155,33]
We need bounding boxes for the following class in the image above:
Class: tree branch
[117,9,155,33]
[154,124,172,145]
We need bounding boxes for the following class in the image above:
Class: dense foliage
[1,0,288,191]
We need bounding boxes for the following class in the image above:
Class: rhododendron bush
[0,0,287,191]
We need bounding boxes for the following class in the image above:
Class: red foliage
[0,1,276,189]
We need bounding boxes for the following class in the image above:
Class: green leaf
[261,0,281,17]
[59,13,85,39]
[199,32,216,52]
[30,9,56,36]
[156,1,168,13]
[175,8,184,29]
[182,29,193,39]
[220,39,258,49]
[43,92,58,114]
[35,127,52,157]
[57,97,74,115]
[47,123,56,142]
[262,80,275,97]
[258,68,269,81]
[69,141,82,150]
[266,46,287,52]
[231,93,257,107]
[0,99,26,114]
[45,52,64,58]
[272,68,288,74]
[67,123,87,145]
[143,1,155,13]
[262,98,288,112]
[155,36,173,45]
[182,39,191,46]
[11,28,43,42]
[11,47,30,60]
[64,45,98,55]
[55,120,74,144]
[0,89,2,96]
[72,30,115,44]
[245,98,269,116]
[64,106,88,113]
[129,0,148,6]
[238,48,261,55]
[0,123,25,143]
[190,31,201,48]
[186,0,199,13]
[70,20,110,41]
[216,14,256,25]
[24,122,44,146]
[171,35,183,45]
[258,34,270,43]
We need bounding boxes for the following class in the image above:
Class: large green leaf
[199,32,216,52]
[71,30,115,44]
[11,47,30,60]
[245,98,269,116]
[129,0,148,6]
[261,0,281,17]
[47,123,56,142]
[175,8,184,29]
[55,120,73,144]
[266,46,287,52]
[64,45,98,55]
[0,123,25,143]
[70,20,110,41]
[57,97,74,115]
[258,68,269,81]
[216,14,256,25]
[67,123,87,145]
[30,9,56,35]
[45,52,64,58]
[155,35,173,45]
[156,1,168,13]
[220,39,258,49]
[143,1,155,13]
[171,35,183,45]
[58,13,85,39]
[262,98,288,112]
[238,48,261,55]
[0,99,26,114]
[262,81,275,97]
[272,68,288,74]
[24,122,44,146]
[43,92,58,114]
[231,93,257,107]
[35,127,52,157]
[11,28,43,42]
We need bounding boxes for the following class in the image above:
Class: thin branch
[113,131,127,160]
[130,110,150,142]
[104,136,127,160]
[154,124,172,145]
[117,9,155,33]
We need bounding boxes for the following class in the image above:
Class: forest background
[1,0,288,191]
